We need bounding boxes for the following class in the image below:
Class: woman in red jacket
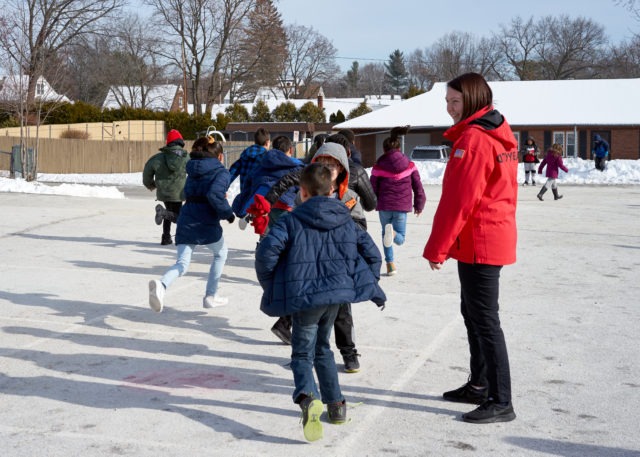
[423,73,518,424]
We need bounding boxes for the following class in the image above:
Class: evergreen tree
[404,84,426,99]
[348,102,372,120]
[298,101,326,123]
[225,103,250,122]
[345,61,360,96]
[329,110,346,123]
[236,0,288,99]
[385,49,409,95]
[251,99,273,121]
[272,101,299,121]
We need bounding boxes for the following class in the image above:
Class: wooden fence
[0,137,254,174]
[0,135,314,175]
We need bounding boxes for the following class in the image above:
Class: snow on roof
[209,95,403,120]
[335,78,640,130]
[102,84,179,111]
[0,75,71,103]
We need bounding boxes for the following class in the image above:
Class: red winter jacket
[423,106,518,266]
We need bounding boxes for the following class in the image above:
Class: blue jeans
[291,304,344,405]
[378,210,407,262]
[161,237,228,296]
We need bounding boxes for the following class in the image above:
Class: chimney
[317,86,324,110]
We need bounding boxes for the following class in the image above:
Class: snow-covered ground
[1,157,639,200]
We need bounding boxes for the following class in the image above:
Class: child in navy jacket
[255,163,386,442]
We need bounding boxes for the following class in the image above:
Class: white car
[409,145,450,162]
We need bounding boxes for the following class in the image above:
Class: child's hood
[261,148,303,171]
[311,143,350,198]
[186,157,224,179]
[292,196,352,231]
[160,145,187,171]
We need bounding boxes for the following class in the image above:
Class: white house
[0,75,71,103]
[102,84,184,112]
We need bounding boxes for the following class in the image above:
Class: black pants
[458,261,512,404]
[275,303,356,356]
[162,201,182,236]
[595,156,606,171]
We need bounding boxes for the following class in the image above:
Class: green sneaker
[300,397,324,442]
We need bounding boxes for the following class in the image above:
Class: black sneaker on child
[343,353,360,373]
[160,234,172,245]
[271,321,292,345]
[327,400,347,424]
[462,400,516,424]
[443,381,488,404]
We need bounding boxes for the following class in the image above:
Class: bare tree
[0,0,124,106]
[358,62,387,96]
[604,35,640,77]
[496,16,543,80]
[145,0,255,114]
[406,49,436,90]
[614,0,640,21]
[427,31,477,81]
[0,0,123,180]
[537,15,608,79]
[280,24,339,98]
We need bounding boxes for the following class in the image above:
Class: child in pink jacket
[537,143,569,201]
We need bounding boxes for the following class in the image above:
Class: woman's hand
[429,261,442,271]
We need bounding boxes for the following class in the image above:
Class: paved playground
[0,185,638,456]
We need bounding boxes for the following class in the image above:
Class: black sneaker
[327,400,347,424]
[443,382,488,404]
[462,400,516,424]
[155,204,164,225]
[343,353,360,373]
[300,396,323,441]
[271,322,292,345]
[161,234,172,245]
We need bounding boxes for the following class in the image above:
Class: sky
[275,0,640,70]
[1,158,638,200]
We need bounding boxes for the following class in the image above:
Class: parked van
[409,145,450,162]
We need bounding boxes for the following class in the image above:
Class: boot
[523,171,529,185]
[161,234,172,245]
[155,204,177,225]
[537,187,547,201]
[532,178,536,185]
[552,188,563,200]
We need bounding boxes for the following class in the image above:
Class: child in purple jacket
[370,126,426,276]
[537,143,569,201]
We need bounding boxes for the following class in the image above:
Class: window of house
[552,131,577,157]
[513,131,520,149]
[36,83,44,96]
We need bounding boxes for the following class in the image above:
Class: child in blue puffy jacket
[255,163,386,442]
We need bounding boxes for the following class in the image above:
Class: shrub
[60,129,90,139]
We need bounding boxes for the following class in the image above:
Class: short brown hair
[447,72,493,121]
[254,128,270,146]
[300,163,333,197]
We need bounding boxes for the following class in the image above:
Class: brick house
[335,78,640,167]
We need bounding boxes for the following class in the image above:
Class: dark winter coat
[232,148,303,216]
[370,149,426,213]
[592,135,610,158]
[142,144,189,202]
[265,158,376,212]
[175,157,233,246]
[255,196,386,317]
